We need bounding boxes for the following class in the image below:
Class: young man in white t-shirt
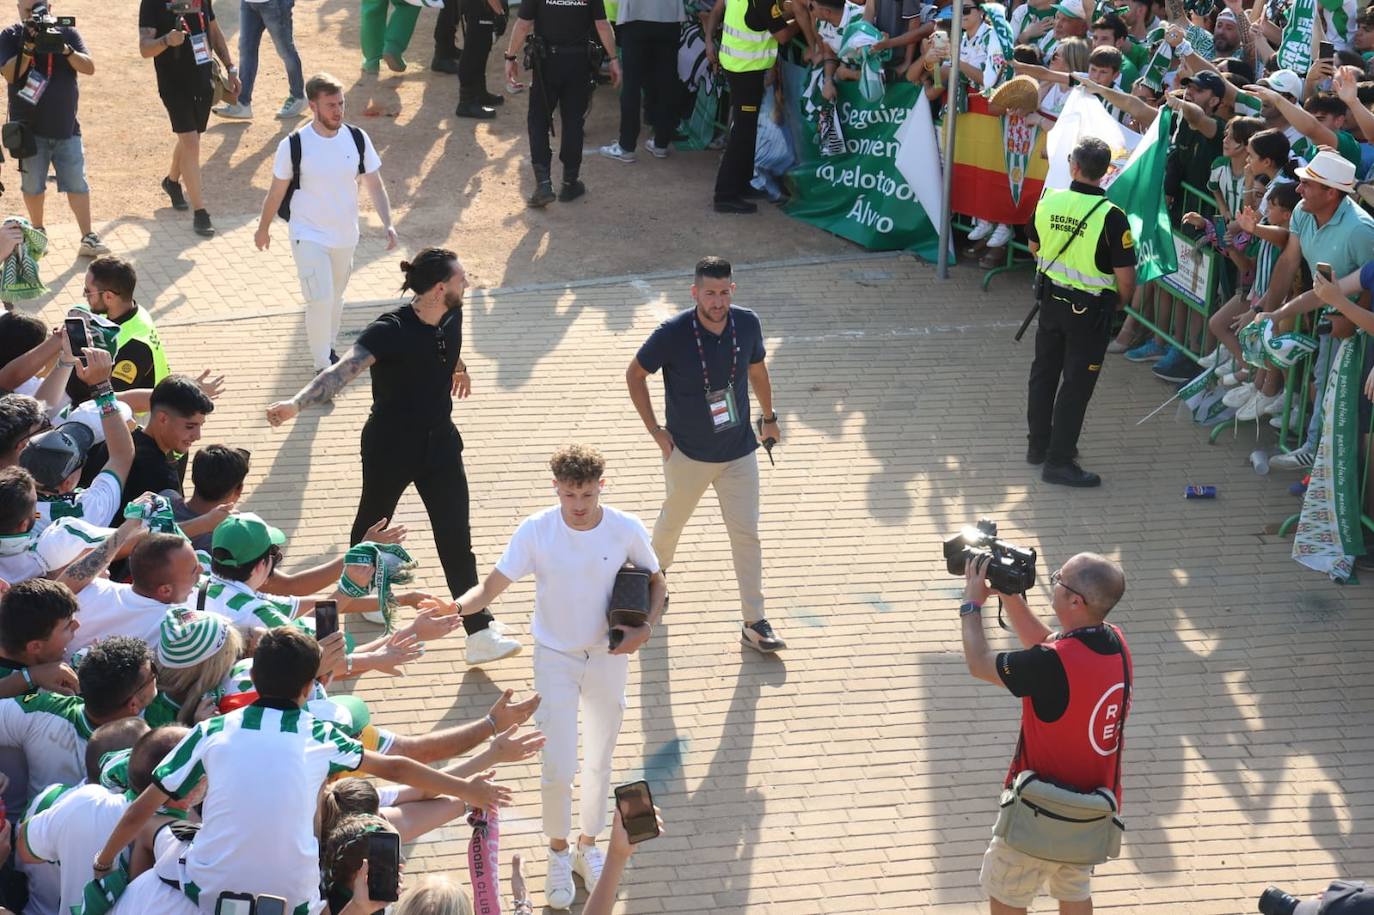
[449,444,667,911]
[69,533,201,661]
[253,72,397,372]
[93,625,512,914]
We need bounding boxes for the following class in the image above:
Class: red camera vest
[1006,624,1132,804]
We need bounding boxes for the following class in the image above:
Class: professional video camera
[25,3,74,56]
[1259,880,1373,914]
[943,518,1038,595]
[168,0,200,15]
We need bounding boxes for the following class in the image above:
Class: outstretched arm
[266,344,375,426]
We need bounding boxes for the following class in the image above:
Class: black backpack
[277,124,367,221]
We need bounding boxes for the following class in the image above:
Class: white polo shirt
[22,781,132,915]
[272,121,383,249]
[154,699,364,912]
[0,692,92,802]
[495,505,660,652]
[71,577,175,660]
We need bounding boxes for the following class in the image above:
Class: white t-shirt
[35,469,123,537]
[0,693,91,802]
[154,701,364,912]
[112,870,200,915]
[71,577,175,660]
[495,505,660,652]
[18,780,74,915]
[272,122,383,249]
[23,781,132,915]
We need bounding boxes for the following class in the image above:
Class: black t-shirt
[1166,113,1224,205]
[355,304,462,428]
[137,0,215,98]
[66,307,159,404]
[1025,182,1137,276]
[995,626,1124,723]
[0,24,85,139]
[518,0,606,44]
[81,427,186,516]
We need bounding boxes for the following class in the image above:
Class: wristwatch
[504,53,518,61]
[760,413,778,424]
[959,601,983,617]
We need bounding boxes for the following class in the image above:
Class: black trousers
[458,0,495,100]
[435,0,460,58]
[1026,285,1114,466]
[616,20,679,151]
[528,48,592,180]
[351,418,479,599]
[713,67,766,201]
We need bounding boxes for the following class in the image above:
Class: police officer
[504,0,621,207]
[453,0,510,118]
[704,0,795,214]
[1025,136,1136,488]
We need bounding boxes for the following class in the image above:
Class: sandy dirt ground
[46,0,855,288]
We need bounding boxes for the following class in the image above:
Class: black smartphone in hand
[255,897,287,915]
[314,600,338,642]
[614,780,659,844]
[366,831,401,902]
[1317,261,1334,282]
[63,317,89,366]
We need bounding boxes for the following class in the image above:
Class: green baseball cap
[211,512,286,567]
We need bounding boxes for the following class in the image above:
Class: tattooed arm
[266,345,376,427]
[53,514,148,594]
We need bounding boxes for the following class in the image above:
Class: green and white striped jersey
[196,576,307,632]
[152,699,363,912]
[0,692,93,802]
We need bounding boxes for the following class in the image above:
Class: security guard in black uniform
[449,0,510,118]
[1025,136,1137,489]
[504,0,620,207]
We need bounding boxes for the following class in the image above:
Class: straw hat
[990,75,1040,113]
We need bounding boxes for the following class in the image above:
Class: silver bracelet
[485,714,498,737]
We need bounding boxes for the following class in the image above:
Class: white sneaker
[598,141,636,163]
[1198,347,1225,369]
[545,847,574,910]
[966,218,994,241]
[78,232,110,257]
[465,626,522,666]
[987,223,1014,247]
[1222,382,1258,409]
[276,96,307,118]
[644,138,671,158]
[1271,445,1316,470]
[1237,390,1284,421]
[1270,414,1285,430]
[572,843,605,893]
[1219,369,1250,388]
[214,102,253,119]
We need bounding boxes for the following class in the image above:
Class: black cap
[19,422,94,490]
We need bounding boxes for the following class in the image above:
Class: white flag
[1044,88,1140,191]
[894,93,945,240]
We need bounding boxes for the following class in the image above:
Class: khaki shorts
[979,836,1093,908]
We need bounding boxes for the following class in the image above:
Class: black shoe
[430,55,460,73]
[479,91,505,106]
[558,179,586,202]
[192,209,215,237]
[742,619,786,653]
[713,197,758,214]
[1042,461,1101,487]
[527,181,556,208]
[162,177,189,211]
[455,100,497,119]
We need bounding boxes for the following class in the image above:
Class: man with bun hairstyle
[266,247,520,666]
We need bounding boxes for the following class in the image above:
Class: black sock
[462,609,495,635]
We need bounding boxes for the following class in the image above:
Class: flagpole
[936,0,965,280]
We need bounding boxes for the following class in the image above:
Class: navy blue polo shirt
[635,306,766,463]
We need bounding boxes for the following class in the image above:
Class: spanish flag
[951,93,1048,226]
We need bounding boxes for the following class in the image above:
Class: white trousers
[532,641,629,841]
[292,238,355,370]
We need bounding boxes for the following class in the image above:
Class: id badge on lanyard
[16,58,50,105]
[707,385,740,432]
[189,30,211,65]
[692,312,741,435]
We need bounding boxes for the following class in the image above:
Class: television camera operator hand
[962,553,1056,655]
[1,1,93,84]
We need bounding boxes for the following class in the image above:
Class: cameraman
[959,550,1131,915]
[138,0,239,239]
[0,0,109,257]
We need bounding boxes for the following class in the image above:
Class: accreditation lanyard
[692,312,740,433]
[17,53,52,105]
[177,9,212,66]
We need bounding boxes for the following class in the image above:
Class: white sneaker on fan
[987,223,1014,247]
[1222,383,1257,409]
[967,218,994,241]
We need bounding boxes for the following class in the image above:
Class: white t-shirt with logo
[495,505,660,652]
[272,121,383,249]
[154,701,364,913]
[71,577,175,661]
[34,470,123,537]
[23,781,132,915]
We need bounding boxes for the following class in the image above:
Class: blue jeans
[238,0,304,107]
[20,135,88,196]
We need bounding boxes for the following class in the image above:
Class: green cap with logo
[211,512,286,567]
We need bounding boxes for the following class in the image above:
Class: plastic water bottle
[1250,449,1270,475]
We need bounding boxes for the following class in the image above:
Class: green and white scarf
[339,541,417,631]
[1278,0,1318,71]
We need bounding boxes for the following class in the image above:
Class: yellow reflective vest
[719,0,777,72]
[1033,188,1118,294]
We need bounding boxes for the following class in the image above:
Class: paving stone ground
[17,222,1372,913]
